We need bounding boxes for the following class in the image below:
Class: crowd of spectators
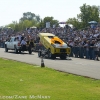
[0,23,100,60]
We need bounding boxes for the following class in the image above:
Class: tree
[67,4,100,29]
[20,12,40,22]
[36,19,44,29]
[6,19,38,32]
[37,17,59,28]
[7,12,41,32]
[19,20,34,30]
[67,18,83,29]
[77,4,99,27]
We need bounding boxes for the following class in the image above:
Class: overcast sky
[0,0,100,26]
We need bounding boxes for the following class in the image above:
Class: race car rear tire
[5,45,8,52]
[60,55,66,60]
[48,51,56,59]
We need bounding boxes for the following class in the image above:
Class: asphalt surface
[0,48,100,79]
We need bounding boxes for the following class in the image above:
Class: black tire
[14,46,18,54]
[48,50,56,59]
[48,51,52,59]
[29,50,32,54]
[60,55,66,60]
[28,47,32,54]
[38,51,41,57]
[19,49,21,54]
[5,45,8,52]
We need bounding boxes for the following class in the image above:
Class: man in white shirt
[21,39,27,45]
[21,38,27,51]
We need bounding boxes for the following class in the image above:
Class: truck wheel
[14,46,18,54]
[60,55,66,60]
[19,49,21,54]
[28,47,32,54]
[38,51,41,57]
[5,45,8,52]
[29,50,32,54]
[48,51,56,59]
[48,52,52,59]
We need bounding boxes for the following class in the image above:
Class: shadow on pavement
[4,51,34,55]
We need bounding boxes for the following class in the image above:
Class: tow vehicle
[5,37,34,54]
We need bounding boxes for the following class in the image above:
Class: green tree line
[4,4,100,32]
